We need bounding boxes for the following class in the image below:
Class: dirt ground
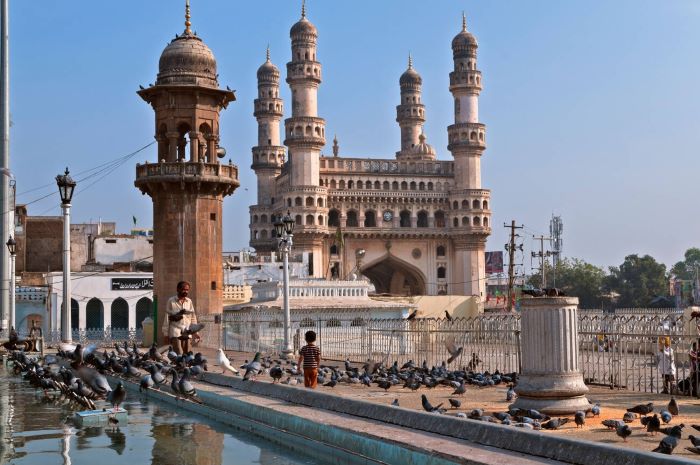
[212,348,700,460]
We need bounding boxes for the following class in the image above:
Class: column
[511,296,590,415]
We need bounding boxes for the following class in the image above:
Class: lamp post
[56,168,76,343]
[6,235,14,330]
[274,211,295,357]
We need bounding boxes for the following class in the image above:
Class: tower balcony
[284,116,326,148]
[254,98,284,118]
[286,61,322,84]
[396,103,426,123]
[447,122,486,151]
[134,161,239,197]
[251,146,285,170]
[449,70,482,92]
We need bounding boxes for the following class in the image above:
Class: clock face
[383,211,393,222]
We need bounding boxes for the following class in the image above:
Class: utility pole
[0,0,10,331]
[504,221,523,312]
[532,235,553,288]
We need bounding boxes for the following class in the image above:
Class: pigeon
[645,414,661,435]
[626,403,653,415]
[693,424,700,432]
[178,368,203,404]
[139,374,154,392]
[242,352,263,381]
[323,379,337,388]
[391,398,399,407]
[376,380,392,391]
[668,397,679,416]
[653,433,680,454]
[686,447,700,455]
[421,394,443,413]
[448,399,461,409]
[574,411,585,428]
[216,349,239,374]
[452,382,466,396]
[689,435,700,447]
[659,424,684,437]
[444,310,453,322]
[602,419,622,430]
[616,423,632,442]
[591,404,600,417]
[406,309,418,320]
[269,366,283,383]
[542,418,569,430]
[660,410,672,424]
[444,337,463,364]
[468,408,484,419]
[106,382,126,411]
[623,412,636,423]
[506,385,516,402]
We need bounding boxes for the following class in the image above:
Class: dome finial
[266,45,271,62]
[462,11,467,32]
[408,53,413,69]
[301,0,306,18]
[185,0,192,34]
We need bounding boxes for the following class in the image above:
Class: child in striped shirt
[298,330,321,388]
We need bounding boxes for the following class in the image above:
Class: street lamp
[6,235,15,331]
[56,167,76,343]
[274,211,295,357]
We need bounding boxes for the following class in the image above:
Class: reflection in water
[0,365,326,465]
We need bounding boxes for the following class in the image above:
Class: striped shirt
[299,344,321,369]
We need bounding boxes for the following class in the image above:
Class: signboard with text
[111,278,154,291]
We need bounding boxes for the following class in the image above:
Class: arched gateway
[362,255,426,296]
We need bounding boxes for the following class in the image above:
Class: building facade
[249,11,491,297]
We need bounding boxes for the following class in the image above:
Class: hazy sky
[7,1,700,273]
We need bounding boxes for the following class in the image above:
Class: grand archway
[362,255,426,295]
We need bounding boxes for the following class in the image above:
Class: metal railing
[42,327,144,347]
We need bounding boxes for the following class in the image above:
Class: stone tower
[251,48,285,253]
[283,3,327,276]
[396,55,428,160]
[135,2,239,334]
[447,14,491,297]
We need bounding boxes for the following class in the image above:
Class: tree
[670,247,700,280]
[526,258,606,308]
[603,254,669,308]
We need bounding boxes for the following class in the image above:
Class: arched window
[434,211,445,228]
[260,230,268,239]
[410,181,417,190]
[305,215,314,225]
[86,298,104,329]
[135,297,152,329]
[383,181,390,190]
[453,201,458,210]
[287,198,292,207]
[483,200,488,209]
[401,181,408,190]
[348,180,354,189]
[300,317,315,328]
[453,217,459,227]
[330,179,337,189]
[317,198,324,207]
[462,216,469,226]
[364,211,376,227]
[346,210,358,227]
[462,199,469,209]
[473,199,480,209]
[419,182,425,191]
[357,180,364,189]
[63,299,79,330]
[328,209,340,227]
[400,210,411,227]
[483,217,489,227]
[427,182,434,191]
[330,244,338,255]
[437,267,446,279]
[437,245,446,257]
[295,215,302,225]
[417,211,428,227]
[318,215,323,225]
[326,318,341,327]
[306,197,314,207]
[473,216,481,226]
[392,181,399,190]
[295,197,302,206]
[253,215,258,223]
[374,181,381,190]
[339,180,346,189]
[111,298,129,330]
[260,214,267,224]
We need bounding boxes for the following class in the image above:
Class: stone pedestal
[511,296,590,415]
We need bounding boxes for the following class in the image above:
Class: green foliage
[603,254,668,308]
[670,247,700,280]
[526,258,605,308]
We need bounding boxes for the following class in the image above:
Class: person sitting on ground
[298,330,321,389]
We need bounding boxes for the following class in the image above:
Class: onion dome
[413,133,436,159]
[452,13,478,51]
[156,2,218,87]
[257,47,280,81]
[400,55,422,86]
[290,2,318,38]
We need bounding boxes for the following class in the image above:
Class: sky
[7,1,700,274]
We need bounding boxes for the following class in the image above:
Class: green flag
[334,226,344,250]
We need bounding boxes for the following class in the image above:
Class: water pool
[0,363,331,465]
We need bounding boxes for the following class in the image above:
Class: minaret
[284,2,325,186]
[448,13,491,297]
[282,2,327,278]
[396,54,426,159]
[135,1,238,337]
[250,48,285,253]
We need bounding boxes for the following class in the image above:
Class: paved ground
[201,347,700,461]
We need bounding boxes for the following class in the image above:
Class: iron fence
[44,328,143,347]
